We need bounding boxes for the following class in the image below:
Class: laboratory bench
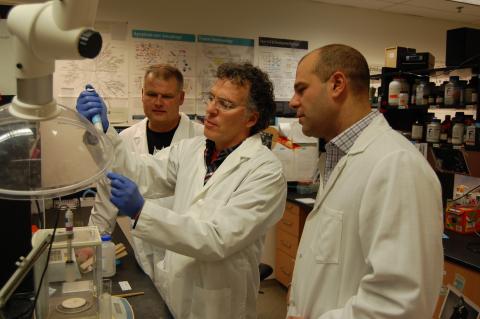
[277,192,480,315]
[44,206,173,319]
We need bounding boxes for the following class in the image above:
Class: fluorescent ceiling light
[448,0,480,6]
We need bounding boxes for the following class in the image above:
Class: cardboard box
[445,205,480,234]
[385,46,416,68]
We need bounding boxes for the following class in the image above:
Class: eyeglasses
[201,92,244,111]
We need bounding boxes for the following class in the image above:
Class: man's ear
[246,110,260,129]
[330,71,347,98]
[179,90,185,105]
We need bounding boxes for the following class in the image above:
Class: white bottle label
[465,126,476,145]
[398,93,409,108]
[452,124,465,145]
[426,125,440,143]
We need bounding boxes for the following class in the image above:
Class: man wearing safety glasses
[76,62,287,319]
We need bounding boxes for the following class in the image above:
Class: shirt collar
[204,139,242,165]
[327,110,379,154]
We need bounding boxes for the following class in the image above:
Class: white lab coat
[287,115,443,319]
[107,130,287,319]
[89,113,203,277]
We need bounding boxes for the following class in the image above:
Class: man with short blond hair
[86,64,203,278]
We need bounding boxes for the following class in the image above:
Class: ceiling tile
[385,3,480,22]
[312,0,395,10]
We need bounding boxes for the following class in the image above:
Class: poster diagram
[258,37,308,100]
[54,35,128,99]
[196,35,254,98]
[130,30,196,100]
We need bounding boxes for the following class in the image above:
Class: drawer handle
[282,220,293,226]
[281,240,292,248]
[280,266,291,276]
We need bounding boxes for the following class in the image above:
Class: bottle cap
[101,234,112,241]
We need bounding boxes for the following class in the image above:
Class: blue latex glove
[76,84,109,132]
[107,172,145,219]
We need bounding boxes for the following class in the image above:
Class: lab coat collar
[133,117,148,141]
[172,113,192,144]
[191,134,264,202]
[132,112,191,146]
[312,115,390,213]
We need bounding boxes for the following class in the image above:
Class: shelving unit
[370,64,480,122]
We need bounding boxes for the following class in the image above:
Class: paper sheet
[295,198,315,204]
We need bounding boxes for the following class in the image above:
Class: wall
[0,19,15,94]
[96,0,468,67]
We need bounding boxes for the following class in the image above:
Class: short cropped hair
[144,64,184,91]
[310,44,370,96]
[216,62,276,135]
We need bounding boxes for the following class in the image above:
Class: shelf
[378,106,477,112]
[370,65,480,80]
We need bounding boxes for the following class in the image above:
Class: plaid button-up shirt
[204,139,241,184]
[324,110,379,185]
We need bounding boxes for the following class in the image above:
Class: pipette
[86,87,104,133]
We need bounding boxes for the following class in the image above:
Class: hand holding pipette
[76,84,109,133]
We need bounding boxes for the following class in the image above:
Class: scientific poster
[53,33,129,119]
[196,34,254,101]
[258,37,308,101]
[130,30,196,100]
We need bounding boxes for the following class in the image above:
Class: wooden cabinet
[432,260,480,318]
[275,200,308,287]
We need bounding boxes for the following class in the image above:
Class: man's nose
[289,95,299,109]
[205,99,218,114]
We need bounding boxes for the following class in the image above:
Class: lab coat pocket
[310,207,343,264]
[153,254,169,296]
[191,286,231,319]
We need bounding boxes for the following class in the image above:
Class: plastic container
[452,120,465,146]
[101,234,116,277]
[426,119,441,143]
[465,121,476,146]
[411,120,423,141]
[398,92,409,109]
[388,77,402,106]
[415,80,429,107]
[410,80,419,105]
[444,76,461,107]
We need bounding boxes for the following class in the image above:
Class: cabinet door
[278,203,301,237]
[275,249,295,287]
[277,228,299,258]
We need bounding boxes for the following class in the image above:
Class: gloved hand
[76,84,109,132]
[107,172,145,219]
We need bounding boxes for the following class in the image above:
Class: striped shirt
[204,139,241,184]
[324,110,379,185]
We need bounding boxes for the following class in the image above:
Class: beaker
[99,279,112,319]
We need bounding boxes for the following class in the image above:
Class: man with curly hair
[76,62,287,319]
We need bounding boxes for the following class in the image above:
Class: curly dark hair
[216,62,276,135]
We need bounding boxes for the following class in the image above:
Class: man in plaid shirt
[287,44,443,319]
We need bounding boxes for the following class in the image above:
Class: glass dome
[0,104,113,200]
